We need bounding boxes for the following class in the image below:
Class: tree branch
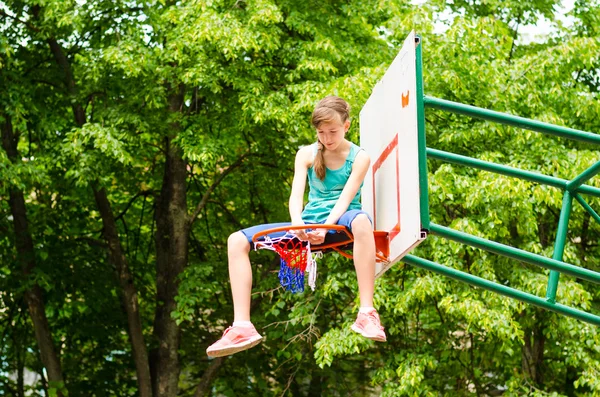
[507,15,521,64]
[431,296,445,324]
[0,9,40,32]
[114,190,154,222]
[194,357,226,397]
[207,198,243,229]
[74,236,108,249]
[30,79,62,89]
[189,152,251,226]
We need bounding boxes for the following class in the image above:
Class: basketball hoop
[252,225,389,293]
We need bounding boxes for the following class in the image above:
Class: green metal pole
[423,96,600,145]
[428,223,600,284]
[415,35,430,231]
[574,193,600,225]
[403,254,600,326]
[566,160,600,192]
[428,148,560,189]
[427,148,600,198]
[546,190,573,303]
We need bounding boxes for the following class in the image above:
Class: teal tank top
[301,142,364,224]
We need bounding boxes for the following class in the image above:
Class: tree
[1,0,599,395]
[1,0,403,395]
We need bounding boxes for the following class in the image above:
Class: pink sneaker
[351,310,387,342]
[206,325,263,357]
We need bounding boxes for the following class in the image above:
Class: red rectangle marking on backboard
[372,134,401,241]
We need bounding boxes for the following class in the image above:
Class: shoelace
[221,325,256,338]
[365,312,384,330]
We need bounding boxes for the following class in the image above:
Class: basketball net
[255,232,318,293]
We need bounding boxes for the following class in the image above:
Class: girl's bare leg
[350,214,376,307]
[227,231,253,322]
[206,232,263,357]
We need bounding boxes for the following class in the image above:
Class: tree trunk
[152,85,188,397]
[93,186,154,397]
[46,35,86,127]
[43,24,153,396]
[522,322,546,386]
[152,137,189,396]
[308,374,323,396]
[1,115,66,397]
[16,323,25,397]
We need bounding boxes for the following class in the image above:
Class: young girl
[206,96,386,358]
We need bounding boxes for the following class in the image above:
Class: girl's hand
[291,221,309,241]
[307,228,327,245]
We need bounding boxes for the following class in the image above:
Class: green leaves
[314,327,373,368]
[0,154,48,192]
[61,123,133,187]
[1,0,600,395]
[68,123,133,163]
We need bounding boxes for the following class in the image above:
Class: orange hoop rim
[252,224,351,240]
[252,224,353,252]
[251,224,389,263]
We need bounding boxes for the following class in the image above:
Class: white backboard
[360,31,426,277]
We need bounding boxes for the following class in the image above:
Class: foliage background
[0,0,599,396]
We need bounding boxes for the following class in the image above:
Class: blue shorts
[240,209,372,249]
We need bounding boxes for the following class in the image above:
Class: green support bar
[423,96,600,145]
[566,160,600,192]
[410,46,600,324]
[428,223,600,284]
[427,148,600,198]
[546,190,573,304]
[574,193,600,225]
[402,254,600,326]
[415,35,431,230]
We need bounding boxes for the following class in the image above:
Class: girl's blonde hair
[311,96,351,180]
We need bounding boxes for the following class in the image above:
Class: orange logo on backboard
[401,91,409,108]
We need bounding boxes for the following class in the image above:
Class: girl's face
[316,119,350,151]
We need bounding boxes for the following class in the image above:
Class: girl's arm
[307,150,370,244]
[324,150,370,225]
[288,146,312,225]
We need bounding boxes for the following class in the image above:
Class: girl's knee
[351,214,373,236]
[228,231,251,253]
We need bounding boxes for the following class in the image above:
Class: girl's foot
[206,324,263,357]
[351,310,387,342]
